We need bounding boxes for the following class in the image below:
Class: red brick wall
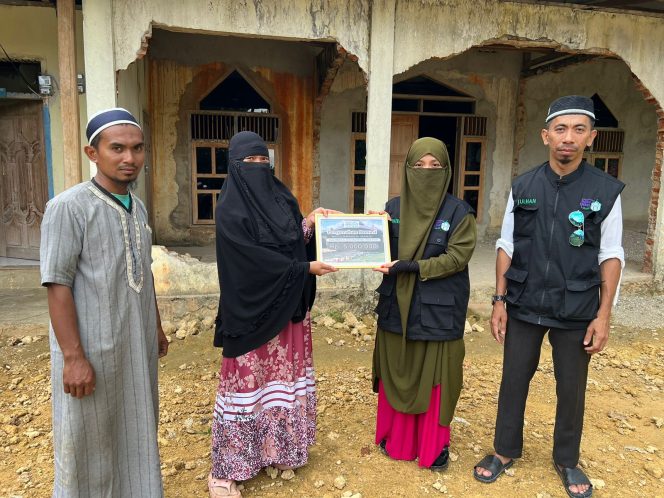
[632,75,664,274]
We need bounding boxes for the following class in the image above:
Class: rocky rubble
[1,310,662,497]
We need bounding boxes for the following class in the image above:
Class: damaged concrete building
[1,0,663,282]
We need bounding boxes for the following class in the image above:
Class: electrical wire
[0,40,43,97]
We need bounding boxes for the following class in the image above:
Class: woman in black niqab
[209,131,337,498]
[214,131,317,357]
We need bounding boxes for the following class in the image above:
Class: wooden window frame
[191,140,229,225]
[349,132,367,214]
[189,108,281,225]
[191,139,280,224]
[457,137,486,223]
[584,152,622,179]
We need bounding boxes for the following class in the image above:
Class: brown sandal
[208,473,242,498]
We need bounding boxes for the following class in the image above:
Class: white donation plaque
[314,214,391,269]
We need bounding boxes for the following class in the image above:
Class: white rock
[590,478,606,490]
[342,311,359,327]
[471,323,484,333]
[281,469,295,480]
[453,416,470,426]
[161,321,176,335]
[313,480,325,488]
[333,475,347,490]
[265,466,278,479]
[464,320,472,333]
[175,329,188,340]
[161,466,177,477]
[20,336,33,345]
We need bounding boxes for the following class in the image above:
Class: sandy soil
[0,309,663,498]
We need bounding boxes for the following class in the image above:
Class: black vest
[375,194,473,341]
[506,161,624,329]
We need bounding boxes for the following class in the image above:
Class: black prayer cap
[228,131,270,162]
[545,95,595,123]
[86,107,141,143]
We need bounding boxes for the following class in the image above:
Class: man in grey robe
[40,108,168,497]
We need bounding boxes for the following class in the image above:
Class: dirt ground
[0,307,663,498]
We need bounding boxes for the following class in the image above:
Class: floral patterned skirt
[211,315,316,481]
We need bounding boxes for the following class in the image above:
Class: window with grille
[584,129,624,179]
[190,70,280,224]
[350,112,367,213]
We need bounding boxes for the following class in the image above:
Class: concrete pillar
[364,0,396,211]
[57,0,82,188]
[82,0,116,177]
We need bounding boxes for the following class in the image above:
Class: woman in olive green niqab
[372,137,477,471]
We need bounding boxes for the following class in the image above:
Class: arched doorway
[189,69,281,224]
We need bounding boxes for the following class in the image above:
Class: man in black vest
[474,96,624,498]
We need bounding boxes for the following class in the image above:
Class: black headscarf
[214,132,316,357]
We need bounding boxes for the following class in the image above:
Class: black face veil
[213,132,316,357]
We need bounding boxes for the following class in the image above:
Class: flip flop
[473,454,514,483]
[553,462,593,498]
[208,473,242,498]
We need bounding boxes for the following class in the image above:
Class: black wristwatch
[491,294,507,306]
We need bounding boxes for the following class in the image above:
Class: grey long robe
[40,181,163,498]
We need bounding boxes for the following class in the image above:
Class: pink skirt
[375,381,451,468]
[211,315,316,481]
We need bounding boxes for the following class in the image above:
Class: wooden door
[389,114,419,199]
[0,101,48,260]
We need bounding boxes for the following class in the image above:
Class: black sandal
[553,462,593,498]
[473,454,514,483]
[430,446,449,472]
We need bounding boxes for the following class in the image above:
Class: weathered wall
[517,59,658,224]
[392,1,664,109]
[111,0,370,72]
[319,83,366,212]
[0,5,88,196]
[117,59,150,202]
[148,32,316,244]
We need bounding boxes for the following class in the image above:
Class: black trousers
[493,316,590,468]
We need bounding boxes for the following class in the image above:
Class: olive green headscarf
[396,137,451,339]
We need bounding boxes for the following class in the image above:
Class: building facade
[2,0,663,279]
